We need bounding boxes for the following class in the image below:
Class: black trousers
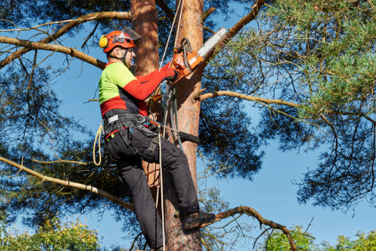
[106,124,200,249]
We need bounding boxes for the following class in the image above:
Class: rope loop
[93,121,104,166]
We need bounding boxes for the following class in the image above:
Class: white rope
[159,0,185,68]
[157,1,186,250]
[174,0,185,47]
[158,125,166,251]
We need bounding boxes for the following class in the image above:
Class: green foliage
[200,30,266,179]
[199,98,264,179]
[320,231,376,250]
[259,226,376,251]
[0,217,100,251]
[258,226,316,251]
[211,0,376,210]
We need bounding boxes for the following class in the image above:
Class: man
[98,27,215,250]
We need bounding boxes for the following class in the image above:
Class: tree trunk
[164,0,204,250]
[132,0,204,250]
[131,0,159,75]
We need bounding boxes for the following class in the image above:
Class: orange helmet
[99,27,141,53]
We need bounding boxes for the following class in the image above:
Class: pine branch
[195,90,300,108]
[203,0,266,64]
[0,156,134,211]
[0,36,106,69]
[205,206,297,251]
[0,11,132,69]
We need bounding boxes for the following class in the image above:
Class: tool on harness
[178,131,200,143]
[149,109,200,144]
[169,28,228,84]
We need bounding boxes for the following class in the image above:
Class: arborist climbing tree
[5,0,368,250]
[97,27,215,251]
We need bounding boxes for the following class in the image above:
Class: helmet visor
[121,26,141,42]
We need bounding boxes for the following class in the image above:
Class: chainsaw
[169,27,228,84]
[151,28,227,103]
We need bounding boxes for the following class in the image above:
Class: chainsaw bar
[171,27,228,84]
[197,27,227,59]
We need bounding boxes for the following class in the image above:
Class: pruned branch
[204,0,266,63]
[202,7,216,22]
[0,156,134,211]
[0,36,106,69]
[195,90,300,108]
[32,158,88,166]
[0,11,132,69]
[205,206,297,251]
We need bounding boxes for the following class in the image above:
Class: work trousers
[106,124,200,249]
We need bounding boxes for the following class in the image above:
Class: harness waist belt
[106,113,139,123]
[104,113,142,129]
[104,112,148,137]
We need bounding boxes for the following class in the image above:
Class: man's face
[124,48,136,68]
[112,47,136,68]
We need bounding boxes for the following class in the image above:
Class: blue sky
[5,2,376,250]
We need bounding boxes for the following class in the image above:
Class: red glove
[161,64,178,82]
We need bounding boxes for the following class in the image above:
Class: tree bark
[164,0,204,250]
[132,0,204,249]
[131,0,159,75]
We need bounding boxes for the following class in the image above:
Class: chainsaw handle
[169,37,204,85]
[182,41,192,72]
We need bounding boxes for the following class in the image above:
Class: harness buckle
[136,114,147,124]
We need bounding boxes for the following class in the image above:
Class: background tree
[0,214,100,251]
[257,226,316,251]
[258,226,376,250]
[0,0,375,250]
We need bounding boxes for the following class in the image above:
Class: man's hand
[164,68,178,82]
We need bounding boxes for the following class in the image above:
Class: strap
[105,113,138,128]
[116,121,142,157]
[115,120,160,162]
[143,135,160,161]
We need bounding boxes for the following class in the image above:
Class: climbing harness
[104,112,160,162]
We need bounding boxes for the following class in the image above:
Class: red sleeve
[123,68,173,100]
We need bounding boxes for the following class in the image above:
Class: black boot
[182,211,215,230]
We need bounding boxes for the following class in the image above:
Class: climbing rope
[159,0,185,69]
[157,1,185,250]
[93,121,104,166]
[157,124,166,251]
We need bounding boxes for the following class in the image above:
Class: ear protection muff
[99,35,108,49]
